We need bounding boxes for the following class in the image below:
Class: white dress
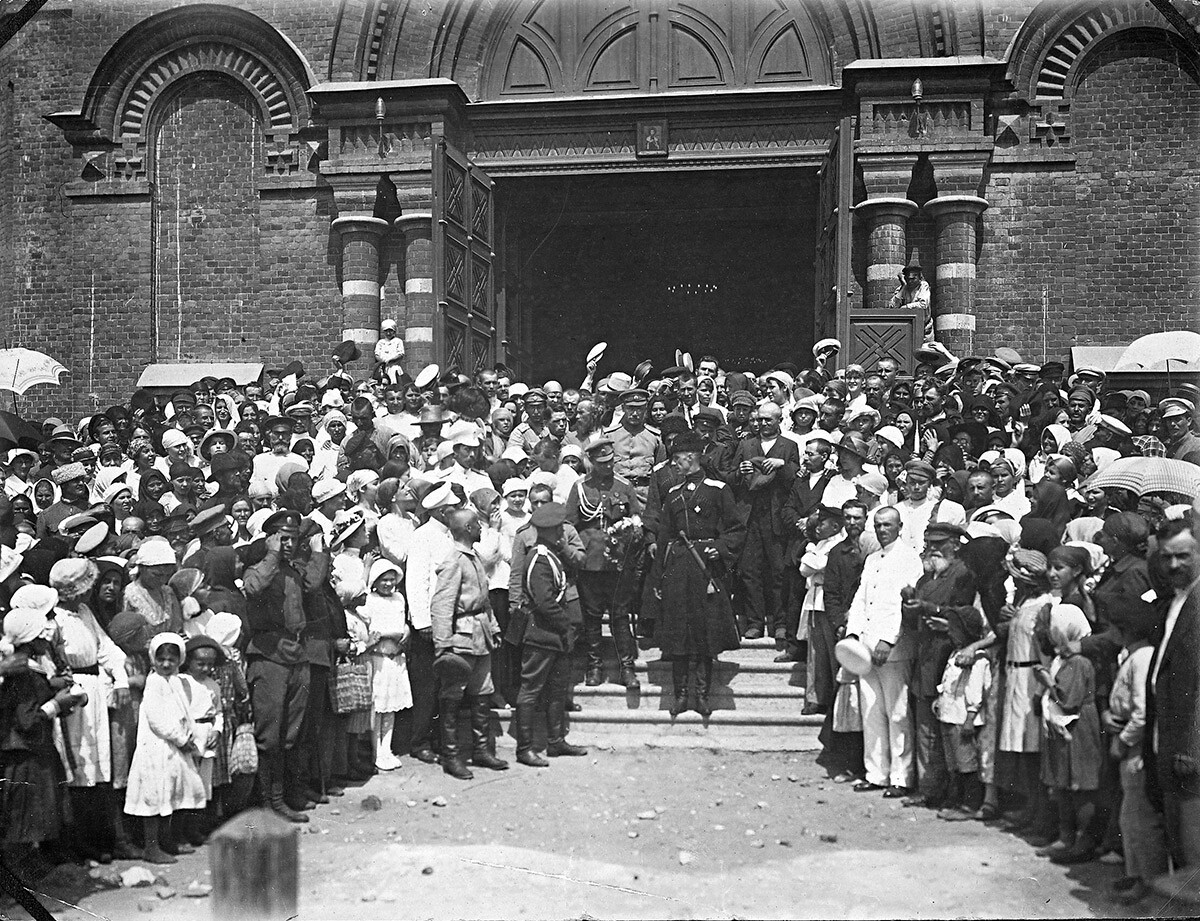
[999,592,1052,753]
[180,674,223,800]
[52,604,128,787]
[362,594,412,713]
[124,673,207,816]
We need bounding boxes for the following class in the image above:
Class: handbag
[832,675,863,733]
[333,655,372,714]
[228,723,258,775]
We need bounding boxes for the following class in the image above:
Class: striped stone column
[925,195,988,355]
[394,211,435,368]
[855,197,919,311]
[331,215,389,353]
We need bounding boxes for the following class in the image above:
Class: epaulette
[668,482,685,493]
[645,423,661,435]
[613,474,632,485]
[703,478,726,489]
[653,459,669,471]
[603,422,622,433]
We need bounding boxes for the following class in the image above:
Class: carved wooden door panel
[813,115,854,367]
[434,139,495,375]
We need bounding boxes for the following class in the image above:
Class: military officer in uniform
[639,416,691,638]
[655,432,746,718]
[507,388,550,453]
[605,388,664,506]
[567,436,642,688]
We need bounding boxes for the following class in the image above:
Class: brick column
[925,195,988,355]
[331,215,389,352]
[394,211,435,368]
[855,197,919,310]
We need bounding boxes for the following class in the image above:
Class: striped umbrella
[1085,456,1200,500]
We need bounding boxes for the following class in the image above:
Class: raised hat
[995,347,1023,366]
[633,360,654,384]
[813,338,841,357]
[586,342,607,364]
[413,363,440,390]
[915,341,955,367]
[421,481,458,511]
[606,372,633,393]
[834,637,873,677]
[530,501,567,529]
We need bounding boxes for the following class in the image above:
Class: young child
[334,578,375,784]
[124,632,207,864]
[179,634,226,843]
[1103,594,1168,904]
[500,478,530,536]
[170,568,213,638]
[205,612,255,817]
[1035,603,1101,865]
[0,587,86,881]
[934,629,992,821]
[361,560,411,771]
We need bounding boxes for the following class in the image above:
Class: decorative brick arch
[51,3,315,181]
[1006,0,1198,103]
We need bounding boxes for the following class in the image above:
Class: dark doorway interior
[501,168,816,384]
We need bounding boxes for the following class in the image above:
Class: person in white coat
[843,507,924,796]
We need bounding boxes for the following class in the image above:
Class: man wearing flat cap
[241,509,312,823]
[604,388,664,507]
[899,521,984,812]
[568,436,642,688]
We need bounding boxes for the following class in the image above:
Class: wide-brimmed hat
[835,637,873,677]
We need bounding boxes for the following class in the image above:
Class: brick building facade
[0,0,1197,414]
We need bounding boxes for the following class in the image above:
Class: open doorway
[499,168,816,384]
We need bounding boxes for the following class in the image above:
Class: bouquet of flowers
[604,514,643,565]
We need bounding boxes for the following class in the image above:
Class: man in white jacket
[844,506,924,796]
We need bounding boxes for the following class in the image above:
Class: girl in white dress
[361,560,411,771]
[123,633,206,864]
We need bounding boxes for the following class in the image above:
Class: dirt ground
[3,748,1189,920]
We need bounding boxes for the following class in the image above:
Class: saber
[678,530,717,596]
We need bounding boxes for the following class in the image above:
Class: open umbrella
[0,411,44,450]
[0,348,69,395]
[1085,456,1200,500]
[1112,331,1200,372]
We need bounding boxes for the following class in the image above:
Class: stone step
[572,685,806,714]
[573,683,807,701]
[491,706,822,727]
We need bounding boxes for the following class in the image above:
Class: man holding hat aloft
[509,501,587,766]
[655,431,745,718]
[430,508,508,780]
[604,388,664,507]
[898,521,983,811]
[567,436,642,689]
[240,509,311,823]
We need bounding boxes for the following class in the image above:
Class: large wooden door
[813,115,854,368]
[433,139,496,375]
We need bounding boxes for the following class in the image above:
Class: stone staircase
[494,634,825,753]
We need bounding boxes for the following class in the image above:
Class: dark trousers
[578,570,637,667]
[247,658,310,753]
[489,588,520,706]
[739,514,785,633]
[300,664,335,791]
[517,645,570,747]
[914,696,948,802]
[806,610,838,708]
[406,629,437,753]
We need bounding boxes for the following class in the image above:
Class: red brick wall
[975,29,1200,363]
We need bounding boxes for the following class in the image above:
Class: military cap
[584,436,615,459]
[693,406,723,427]
[1159,397,1194,419]
[530,501,567,529]
[621,388,650,405]
[815,504,845,524]
[1098,414,1132,436]
[263,509,301,534]
[189,505,228,538]
[924,521,970,544]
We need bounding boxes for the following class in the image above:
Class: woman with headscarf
[990,450,1032,520]
[49,557,136,861]
[346,469,381,539]
[310,409,349,483]
[1035,603,1102,863]
[212,394,240,432]
[885,404,920,457]
[31,477,59,516]
[122,539,183,635]
[0,587,82,879]
[1026,480,1072,539]
[133,469,170,522]
[996,548,1055,838]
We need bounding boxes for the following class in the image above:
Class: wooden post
[209,808,299,921]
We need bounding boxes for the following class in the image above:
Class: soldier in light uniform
[655,432,746,718]
[604,388,664,507]
[507,388,550,454]
[567,437,642,689]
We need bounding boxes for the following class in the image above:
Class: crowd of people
[0,332,1198,908]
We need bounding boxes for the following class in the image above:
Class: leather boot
[694,656,713,718]
[439,699,474,780]
[283,752,316,811]
[264,754,308,823]
[584,616,604,686]
[546,687,587,757]
[515,704,548,767]
[470,696,509,771]
[668,657,690,718]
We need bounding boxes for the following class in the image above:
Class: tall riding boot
[439,698,473,780]
[694,656,714,718]
[669,657,690,718]
[584,616,605,686]
[470,696,509,770]
[515,704,548,767]
[546,669,588,757]
[265,753,308,823]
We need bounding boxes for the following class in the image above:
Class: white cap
[502,477,528,496]
[501,446,528,464]
[421,481,458,511]
[312,479,346,505]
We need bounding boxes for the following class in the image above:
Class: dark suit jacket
[1145,585,1200,770]
[783,469,835,538]
[732,435,800,536]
